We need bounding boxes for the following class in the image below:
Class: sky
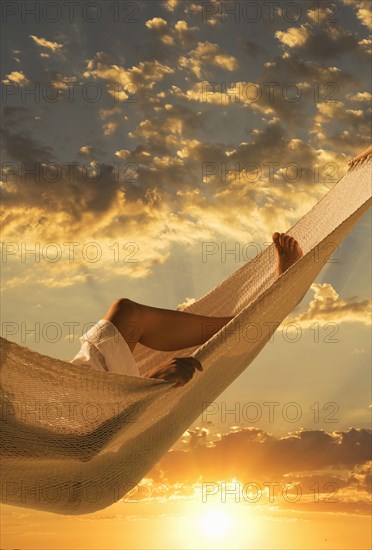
[0,0,371,548]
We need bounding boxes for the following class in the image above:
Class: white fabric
[0,155,371,515]
[69,319,140,377]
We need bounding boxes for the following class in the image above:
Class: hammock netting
[1,155,371,514]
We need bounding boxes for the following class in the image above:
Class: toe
[295,240,303,256]
[272,232,280,242]
[289,236,295,251]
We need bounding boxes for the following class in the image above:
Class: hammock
[1,155,371,515]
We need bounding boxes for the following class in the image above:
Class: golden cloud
[179,41,239,78]
[276,26,310,48]
[29,35,63,52]
[286,283,371,326]
[341,0,372,30]
[2,71,29,85]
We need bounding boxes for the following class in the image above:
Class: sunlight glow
[198,507,233,538]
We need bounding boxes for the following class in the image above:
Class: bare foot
[272,232,303,278]
[348,145,372,167]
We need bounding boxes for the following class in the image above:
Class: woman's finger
[172,358,197,374]
[175,357,203,371]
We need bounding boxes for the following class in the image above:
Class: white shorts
[69,319,140,377]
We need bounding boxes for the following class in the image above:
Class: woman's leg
[103,230,304,353]
[103,298,234,353]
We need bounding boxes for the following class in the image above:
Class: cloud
[29,35,63,53]
[26,69,79,93]
[275,25,360,59]
[311,101,371,150]
[11,48,21,63]
[146,17,168,30]
[162,0,180,10]
[184,0,221,26]
[85,54,174,88]
[168,78,314,128]
[179,41,239,78]
[168,40,360,129]
[254,53,358,128]
[143,427,372,512]
[340,0,372,30]
[286,283,371,326]
[358,37,371,56]
[145,17,198,47]
[240,38,265,58]
[145,17,174,45]
[0,94,353,291]
[0,106,209,287]
[261,51,357,86]
[102,121,117,136]
[1,130,55,166]
[2,71,29,85]
[174,20,199,47]
[312,130,371,153]
[114,116,340,241]
[83,52,174,105]
[357,7,372,28]
[314,102,368,128]
[79,146,93,155]
[177,297,196,310]
[170,81,261,106]
[2,3,370,291]
[346,91,372,102]
[276,26,310,48]
[307,5,339,24]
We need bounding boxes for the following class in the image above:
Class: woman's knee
[102,299,142,349]
[106,298,139,320]
[111,297,133,312]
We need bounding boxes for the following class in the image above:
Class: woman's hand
[144,357,203,387]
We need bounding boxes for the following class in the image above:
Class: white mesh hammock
[1,156,371,515]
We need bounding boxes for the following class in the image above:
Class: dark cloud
[276,25,361,59]
[1,127,55,165]
[323,131,371,153]
[1,124,121,220]
[305,29,360,58]
[148,426,371,486]
[2,106,35,125]
[1,0,370,285]
[262,51,357,86]
[240,38,266,58]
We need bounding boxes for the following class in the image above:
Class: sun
[177,500,256,549]
[198,507,234,538]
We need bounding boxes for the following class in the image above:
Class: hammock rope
[1,155,371,515]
